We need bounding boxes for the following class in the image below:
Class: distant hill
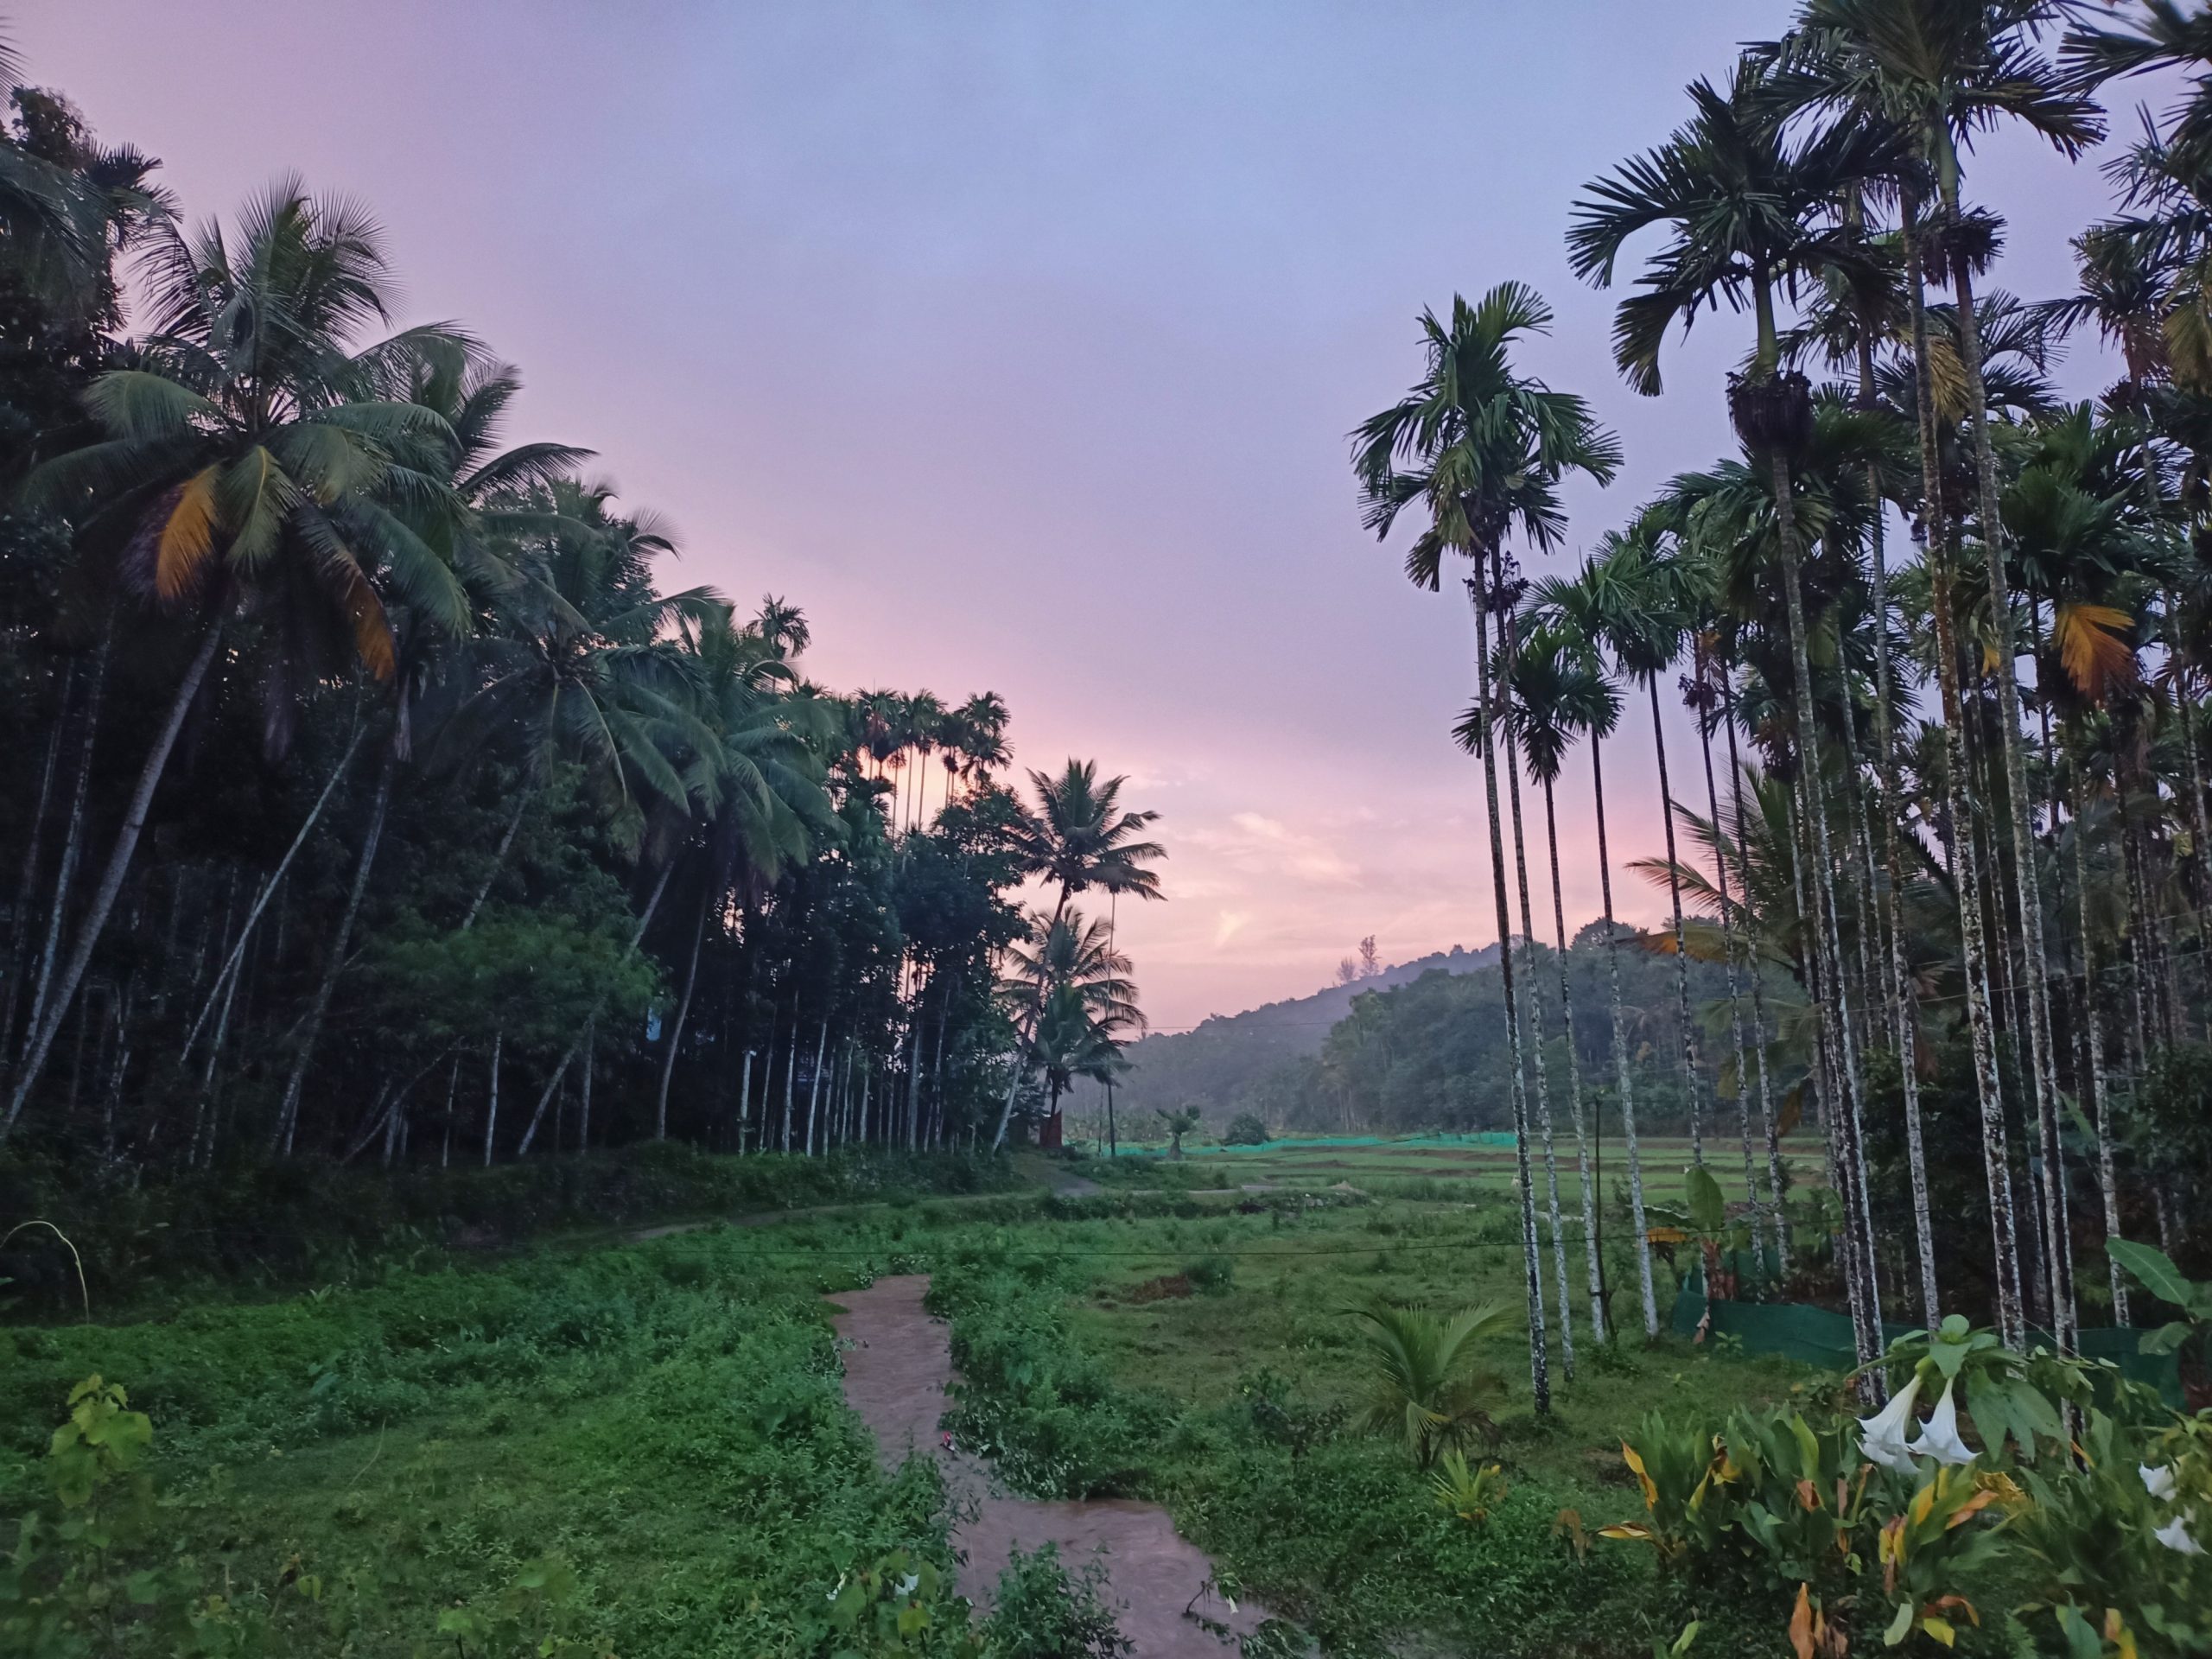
[1065,944,1502,1122]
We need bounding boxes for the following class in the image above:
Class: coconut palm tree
[1349,1300,1516,1468]
[7,181,474,1136]
[1570,54,1891,1367]
[1352,282,1621,1408]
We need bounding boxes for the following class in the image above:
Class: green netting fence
[1122,1131,1519,1158]
[1670,1267,2182,1407]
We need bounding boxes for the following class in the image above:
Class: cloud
[1211,909,1250,947]
[1186,811,1362,887]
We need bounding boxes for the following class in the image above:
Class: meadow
[1,1145,1832,1658]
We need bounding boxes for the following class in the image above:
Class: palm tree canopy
[1016,758,1166,912]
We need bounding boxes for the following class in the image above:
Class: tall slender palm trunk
[7,621,226,1136]
[1947,217,2076,1353]
[2066,739,2127,1325]
[806,1018,830,1155]
[1470,572,1549,1411]
[482,1031,502,1166]
[1904,192,2024,1347]
[1719,689,1789,1270]
[1591,732,1657,1337]
[655,891,710,1139]
[1503,709,1576,1381]
[1541,776,1607,1344]
[1647,679,1707,1166]
[1691,681,1771,1267]
[274,743,397,1159]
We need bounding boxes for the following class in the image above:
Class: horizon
[27,2,2135,1031]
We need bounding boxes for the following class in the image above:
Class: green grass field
[1,1154,1835,1657]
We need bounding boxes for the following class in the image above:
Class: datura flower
[2142,1464,2179,1502]
[1858,1374,1924,1473]
[2153,1514,2205,1557]
[1905,1379,1975,1466]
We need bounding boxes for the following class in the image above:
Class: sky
[23,2,2147,1030]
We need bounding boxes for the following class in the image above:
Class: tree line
[1357,0,2212,1411]
[0,39,1166,1179]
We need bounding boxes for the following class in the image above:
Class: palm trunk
[781,1021,798,1153]
[182,721,365,1063]
[481,1030,502,1166]
[1592,731,1657,1337]
[22,631,109,1058]
[1904,189,2024,1347]
[1648,677,1706,1165]
[806,1018,829,1155]
[460,789,531,931]
[1503,705,1575,1380]
[1693,681,1772,1274]
[272,741,397,1159]
[579,1018,594,1151]
[736,1046,754,1153]
[1,607,194,1138]
[655,886,709,1139]
[518,861,675,1154]
[905,993,925,1154]
[1542,775,1607,1344]
[1947,214,2076,1353]
[1768,443,1882,1368]
[1,661,73,1082]
[1718,696,1789,1271]
[2066,734,2127,1325]
[1471,569,1549,1411]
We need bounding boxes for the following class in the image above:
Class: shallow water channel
[829,1274,1269,1656]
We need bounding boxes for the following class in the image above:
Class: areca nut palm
[1351,281,1621,1408]
[8,181,475,1136]
[1569,55,1888,1371]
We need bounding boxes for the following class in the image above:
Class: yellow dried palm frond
[2053,601,2138,702]
[1923,337,1969,424]
[340,563,396,682]
[156,467,220,601]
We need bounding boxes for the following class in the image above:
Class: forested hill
[1065,944,1501,1120]
[1067,925,1757,1137]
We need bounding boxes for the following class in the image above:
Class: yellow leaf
[1622,1442,1658,1510]
[2053,601,2137,703]
[1789,1583,1816,1659]
[338,562,395,683]
[1595,1522,1651,1541]
[157,467,220,600]
[1919,1615,1956,1647]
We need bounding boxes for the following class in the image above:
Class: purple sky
[27,3,2139,1029]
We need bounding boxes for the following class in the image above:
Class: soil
[830,1274,1270,1656]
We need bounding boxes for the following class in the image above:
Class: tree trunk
[1503,695,1575,1380]
[781,1021,798,1153]
[517,862,675,1154]
[736,1046,754,1154]
[1693,684,1776,1275]
[460,789,531,931]
[655,886,709,1139]
[1592,733,1657,1336]
[1719,689,1789,1272]
[2067,735,2127,1325]
[1471,569,1549,1412]
[1904,190,2024,1347]
[1542,777,1607,1344]
[182,721,365,1063]
[482,1030,502,1166]
[806,1018,829,1155]
[1948,221,2076,1353]
[1,661,74,1084]
[272,741,397,1159]
[22,637,107,1065]
[579,1018,594,1151]
[1647,677,1707,1166]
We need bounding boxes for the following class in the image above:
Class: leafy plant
[981,1544,1131,1659]
[2110,1240,2212,1368]
[1154,1109,1203,1160]
[1347,1299,1513,1467]
[1223,1112,1269,1147]
[1644,1165,1752,1300]
[1427,1450,1508,1525]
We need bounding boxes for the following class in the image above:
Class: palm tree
[1349,1300,1516,1467]
[1352,282,1622,1408]
[1570,55,1889,1367]
[1498,622,1618,1345]
[8,182,473,1136]
[997,905,1143,1149]
[1523,553,1661,1338]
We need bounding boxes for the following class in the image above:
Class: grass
[1,1154,1832,1657]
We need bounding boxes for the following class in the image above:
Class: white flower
[1906,1380,1975,1466]
[2153,1515,2205,1556]
[2142,1464,2179,1502]
[896,1573,920,1598]
[1859,1373,1924,1473]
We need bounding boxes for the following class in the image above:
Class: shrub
[981,1545,1130,1659]
[1223,1113,1270,1147]
[1184,1254,1236,1295]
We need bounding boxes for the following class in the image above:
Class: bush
[1223,1113,1270,1147]
[1184,1254,1236,1295]
[981,1545,1130,1659]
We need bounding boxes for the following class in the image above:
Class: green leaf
[1885,1599,1916,1646]
[1685,1166,1728,1236]
[126,1569,163,1605]
[2140,1321,2192,1357]
[2109,1239,2196,1309]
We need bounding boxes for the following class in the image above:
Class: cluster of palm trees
[0,48,1160,1169]
[1359,1,2212,1408]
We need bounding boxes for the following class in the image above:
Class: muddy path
[830,1274,1269,1656]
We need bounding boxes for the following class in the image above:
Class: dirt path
[830,1274,1269,1656]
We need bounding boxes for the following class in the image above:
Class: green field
[1,1154,1826,1658]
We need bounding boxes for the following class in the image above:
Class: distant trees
[0,39,1156,1173]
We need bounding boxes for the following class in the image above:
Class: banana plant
[1646,1164,1753,1300]
[2110,1240,2212,1369]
